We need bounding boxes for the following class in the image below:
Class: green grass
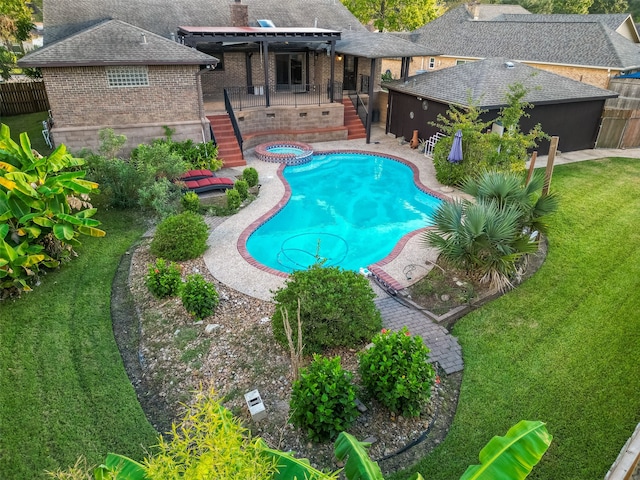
[1,111,53,155]
[395,158,640,480]
[0,210,157,479]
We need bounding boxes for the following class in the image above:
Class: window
[455,60,468,65]
[106,66,149,87]
[428,57,436,69]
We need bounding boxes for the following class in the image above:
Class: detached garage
[385,57,618,154]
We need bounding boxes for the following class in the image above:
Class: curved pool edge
[237,150,451,282]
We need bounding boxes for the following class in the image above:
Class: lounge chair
[183,176,235,193]
[180,169,216,181]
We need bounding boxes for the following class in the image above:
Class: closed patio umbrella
[447,130,463,163]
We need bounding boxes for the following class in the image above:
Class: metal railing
[349,91,369,126]
[225,82,343,111]
[223,89,244,156]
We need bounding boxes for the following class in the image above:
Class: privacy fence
[0,81,50,116]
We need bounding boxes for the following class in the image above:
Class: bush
[359,327,435,417]
[290,354,358,442]
[234,179,249,201]
[84,154,146,209]
[242,167,259,187]
[226,188,241,210]
[181,274,219,320]
[145,258,182,298]
[150,211,209,261]
[271,264,382,353]
[138,177,182,219]
[181,191,200,213]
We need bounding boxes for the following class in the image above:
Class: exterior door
[343,55,357,91]
[276,53,304,91]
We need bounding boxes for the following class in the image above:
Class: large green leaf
[460,420,552,480]
[94,453,148,480]
[258,438,338,480]
[334,432,384,480]
[77,225,106,237]
[53,223,75,241]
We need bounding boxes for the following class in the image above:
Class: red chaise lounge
[179,170,235,193]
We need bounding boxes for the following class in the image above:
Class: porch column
[329,40,336,102]
[262,40,270,107]
[366,57,375,144]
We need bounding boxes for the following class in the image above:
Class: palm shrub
[359,327,435,417]
[0,125,105,293]
[181,273,219,320]
[150,211,209,261]
[424,170,558,291]
[145,258,182,298]
[290,354,358,442]
[271,264,382,353]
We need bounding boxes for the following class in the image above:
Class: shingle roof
[336,31,439,59]
[409,6,640,70]
[494,13,632,31]
[43,0,367,44]
[19,20,218,67]
[467,4,531,20]
[384,57,618,108]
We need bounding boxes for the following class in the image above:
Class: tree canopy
[341,0,442,32]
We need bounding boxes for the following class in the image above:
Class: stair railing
[224,89,244,157]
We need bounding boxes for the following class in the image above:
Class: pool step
[207,115,246,168]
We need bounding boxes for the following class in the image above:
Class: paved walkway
[204,126,640,376]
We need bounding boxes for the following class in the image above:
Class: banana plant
[461,420,552,480]
[0,124,104,292]
[94,453,147,480]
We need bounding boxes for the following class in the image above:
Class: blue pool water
[246,152,443,273]
[268,147,304,155]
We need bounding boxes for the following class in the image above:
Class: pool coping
[236,149,451,290]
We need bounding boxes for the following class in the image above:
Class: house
[383,3,640,90]
[384,58,618,154]
[19,0,433,160]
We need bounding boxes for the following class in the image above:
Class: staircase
[342,100,366,140]
[207,115,245,167]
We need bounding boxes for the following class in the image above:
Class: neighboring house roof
[409,5,640,71]
[384,57,618,109]
[18,20,218,68]
[493,13,640,42]
[336,31,439,59]
[465,3,531,20]
[43,0,367,44]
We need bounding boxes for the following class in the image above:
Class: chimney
[231,0,249,27]
[466,1,480,20]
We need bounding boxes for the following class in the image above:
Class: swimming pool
[245,151,444,273]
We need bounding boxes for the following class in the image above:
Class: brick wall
[42,64,208,153]
[236,103,344,133]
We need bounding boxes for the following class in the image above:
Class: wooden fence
[0,81,50,116]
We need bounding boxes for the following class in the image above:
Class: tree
[0,0,32,47]
[341,0,441,32]
[589,0,629,13]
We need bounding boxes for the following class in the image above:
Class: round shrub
[234,179,249,201]
[290,354,358,442]
[181,274,219,320]
[358,327,435,417]
[242,167,259,187]
[181,191,200,213]
[226,188,241,210]
[145,258,182,298]
[271,264,382,353]
[150,211,209,261]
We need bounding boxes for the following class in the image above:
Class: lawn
[394,158,640,480]
[1,110,53,155]
[0,209,157,479]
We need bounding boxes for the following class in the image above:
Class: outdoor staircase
[207,114,246,167]
[342,100,367,140]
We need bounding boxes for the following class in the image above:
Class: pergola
[177,26,342,107]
